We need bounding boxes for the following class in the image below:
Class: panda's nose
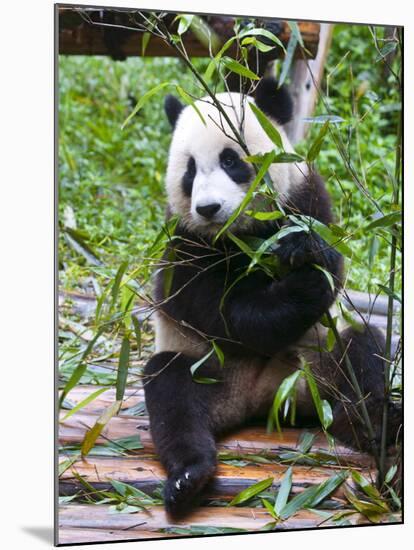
[196,203,221,219]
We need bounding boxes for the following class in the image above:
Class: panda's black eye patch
[182,156,196,197]
[219,148,252,184]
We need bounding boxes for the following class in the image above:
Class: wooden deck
[58,383,400,544]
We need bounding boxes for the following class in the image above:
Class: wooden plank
[59,455,366,499]
[58,8,320,59]
[285,23,334,144]
[59,409,373,467]
[59,503,397,544]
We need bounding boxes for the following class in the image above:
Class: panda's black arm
[156,252,341,357]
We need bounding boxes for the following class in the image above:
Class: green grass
[58,23,400,297]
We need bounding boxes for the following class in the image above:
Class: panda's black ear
[254,78,293,125]
[164,95,184,129]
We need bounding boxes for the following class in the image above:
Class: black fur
[219,148,253,184]
[254,77,294,125]
[165,94,184,129]
[182,156,196,197]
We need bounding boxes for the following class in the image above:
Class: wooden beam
[58,7,320,59]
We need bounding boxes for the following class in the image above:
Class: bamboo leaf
[238,27,286,51]
[298,431,316,454]
[190,348,215,377]
[213,150,276,242]
[280,471,347,519]
[279,32,298,87]
[213,341,225,367]
[175,85,206,125]
[81,401,121,456]
[221,56,260,80]
[122,82,171,129]
[116,337,130,402]
[272,370,303,431]
[245,209,283,221]
[174,14,194,35]
[365,211,401,230]
[261,498,278,519]
[141,31,151,56]
[274,467,293,516]
[111,261,128,305]
[60,387,108,422]
[287,21,304,48]
[59,329,104,407]
[229,477,274,506]
[307,120,330,162]
[249,102,284,149]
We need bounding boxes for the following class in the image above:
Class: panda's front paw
[276,230,326,268]
[164,459,216,517]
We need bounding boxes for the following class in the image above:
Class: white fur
[165,92,308,234]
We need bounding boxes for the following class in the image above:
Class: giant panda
[143,78,401,517]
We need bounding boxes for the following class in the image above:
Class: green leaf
[59,456,79,476]
[307,120,330,162]
[274,467,293,516]
[261,498,278,519]
[174,14,194,35]
[272,370,303,432]
[111,261,128,305]
[81,400,121,456]
[115,337,130,402]
[279,32,298,87]
[221,56,260,80]
[249,102,284,149]
[60,387,108,422]
[238,27,286,51]
[203,37,236,80]
[287,21,304,48]
[280,471,347,519]
[213,150,276,242]
[312,263,335,293]
[213,341,225,367]
[326,327,336,352]
[377,284,401,304]
[298,431,316,453]
[190,349,215,377]
[365,212,401,230]
[385,464,398,484]
[293,215,353,258]
[192,376,220,384]
[245,209,283,221]
[303,360,333,429]
[59,329,104,407]
[351,471,387,506]
[141,31,150,56]
[241,36,275,53]
[175,85,206,125]
[229,477,274,506]
[121,82,171,129]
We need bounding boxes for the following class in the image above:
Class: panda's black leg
[143,351,222,517]
[317,325,401,453]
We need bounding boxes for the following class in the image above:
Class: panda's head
[164,78,303,235]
